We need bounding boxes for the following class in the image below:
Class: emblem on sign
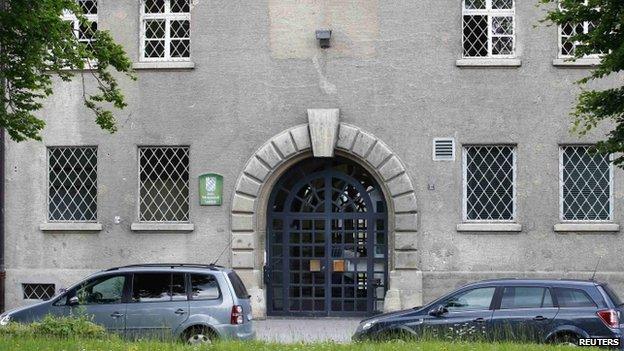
[205,177,217,192]
[199,173,223,206]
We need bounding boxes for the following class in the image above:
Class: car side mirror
[428,304,448,317]
[68,296,79,306]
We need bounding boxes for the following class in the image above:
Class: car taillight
[597,309,619,329]
[231,305,244,325]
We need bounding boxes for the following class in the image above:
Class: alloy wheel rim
[188,333,211,345]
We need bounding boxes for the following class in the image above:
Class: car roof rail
[477,278,518,282]
[104,263,225,272]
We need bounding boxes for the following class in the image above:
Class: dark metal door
[266,157,387,317]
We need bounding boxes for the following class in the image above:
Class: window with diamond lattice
[23,283,56,301]
[560,146,612,221]
[48,147,98,222]
[463,146,516,221]
[141,0,191,60]
[62,0,98,47]
[463,0,515,58]
[558,1,599,58]
[139,147,190,222]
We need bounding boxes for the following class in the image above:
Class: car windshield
[602,284,623,306]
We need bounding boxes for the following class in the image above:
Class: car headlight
[361,319,377,331]
[0,314,11,326]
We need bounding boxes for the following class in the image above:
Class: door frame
[265,158,388,317]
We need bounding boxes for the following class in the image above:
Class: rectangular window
[131,273,187,303]
[75,275,126,305]
[463,145,516,221]
[141,0,191,61]
[171,273,187,301]
[558,1,599,58]
[48,146,98,222]
[22,283,56,301]
[190,274,221,300]
[62,0,98,47]
[500,287,554,309]
[138,146,190,222]
[462,0,515,58]
[554,288,596,308]
[560,146,612,221]
[445,287,496,312]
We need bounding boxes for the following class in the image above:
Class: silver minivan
[0,263,255,344]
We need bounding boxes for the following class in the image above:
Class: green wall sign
[199,173,223,206]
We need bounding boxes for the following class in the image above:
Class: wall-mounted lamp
[315,29,332,48]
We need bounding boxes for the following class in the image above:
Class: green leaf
[0,0,135,141]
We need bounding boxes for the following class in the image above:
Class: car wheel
[185,326,214,345]
[382,330,413,343]
[552,333,579,347]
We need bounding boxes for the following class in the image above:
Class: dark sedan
[353,279,624,348]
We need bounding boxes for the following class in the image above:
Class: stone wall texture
[4,0,624,314]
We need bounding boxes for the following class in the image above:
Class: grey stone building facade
[4,0,623,318]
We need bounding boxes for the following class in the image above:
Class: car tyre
[184,326,215,345]
[551,333,579,347]
[381,329,413,343]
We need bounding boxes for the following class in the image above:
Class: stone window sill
[457,223,522,232]
[554,222,620,233]
[40,222,102,232]
[133,61,195,70]
[455,58,522,68]
[131,222,194,232]
[552,58,600,67]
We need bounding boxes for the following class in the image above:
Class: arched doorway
[266,156,388,316]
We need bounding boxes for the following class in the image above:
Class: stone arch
[230,123,420,317]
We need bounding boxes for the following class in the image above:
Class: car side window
[554,288,597,308]
[171,273,187,301]
[73,275,126,305]
[444,287,495,312]
[500,287,554,309]
[190,274,220,300]
[131,273,188,303]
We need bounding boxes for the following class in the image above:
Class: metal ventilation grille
[433,138,455,161]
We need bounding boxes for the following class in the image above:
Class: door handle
[473,317,486,323]
[110,312,124,318]
[533,316,547,321]
[174,309,187,315]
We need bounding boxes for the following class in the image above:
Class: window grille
[433,138,455,161]
[141,0,191,61]
[558,1,599,58]
[138,146,190,222]
[463,145,516,221]
[48,147,98,222]
[560,146,612,221]
[62,0,98,47]
[462,0,515,58]
[23,283,56,301]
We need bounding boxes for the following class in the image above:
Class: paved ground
[254,317,362,343]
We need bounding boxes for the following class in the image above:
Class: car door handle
[473,317,486,323]
[174,309,187,315]
[533,316,547,321]
[110,312,124,318]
